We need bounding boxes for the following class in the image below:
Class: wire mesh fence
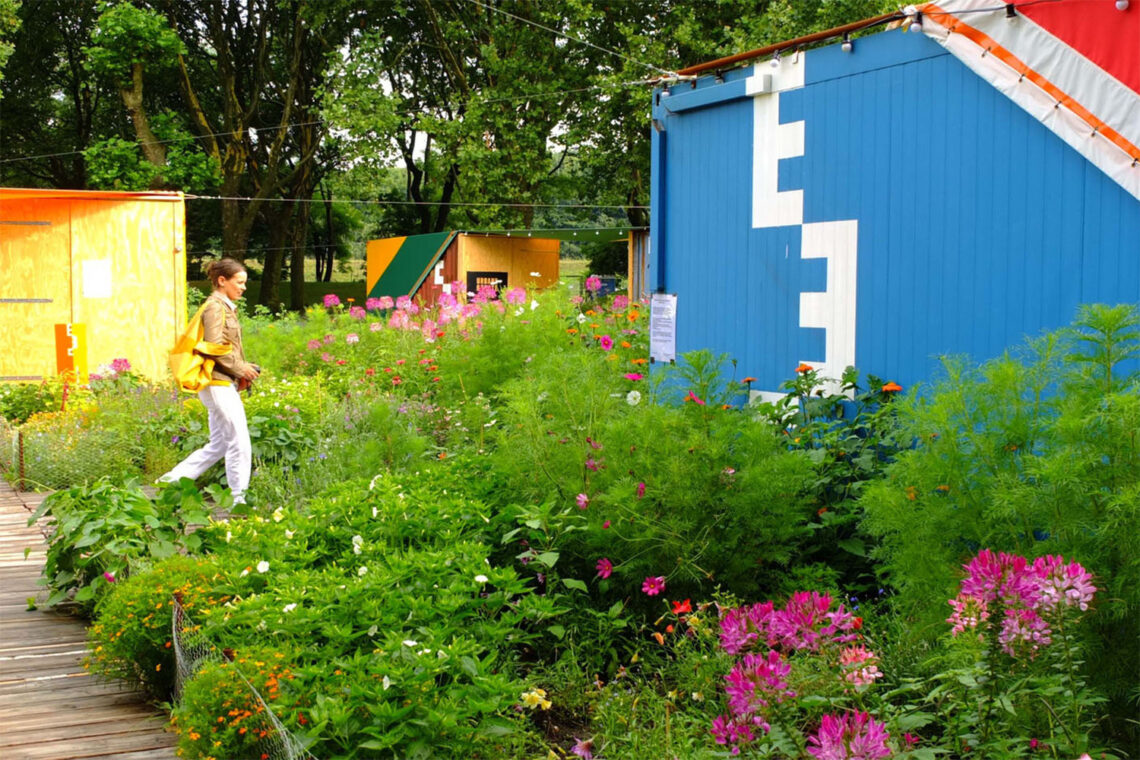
[172,593,316,760]
[0,418,141,490]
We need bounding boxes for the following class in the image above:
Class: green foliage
[860,305,1140,741]
[87,555,234,697]
[83,1,184,85]
[30,478,214,614]
[0,377,65,424]
[0,0,19,97]
[84,110,221,191]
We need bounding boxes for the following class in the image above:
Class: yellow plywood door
[0,199,73,380]
[70,198,181,381]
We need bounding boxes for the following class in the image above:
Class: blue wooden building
[648,0,1140,398]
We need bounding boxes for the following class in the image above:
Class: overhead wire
[460,0,679,78]
[186,194,647,210]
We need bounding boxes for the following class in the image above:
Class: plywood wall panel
[70,199,180,381]
[0,199,73,380]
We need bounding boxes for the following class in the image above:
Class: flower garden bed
[5,285,1138,759]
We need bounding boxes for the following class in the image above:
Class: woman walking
[159,259,259,505]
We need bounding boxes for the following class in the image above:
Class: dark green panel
[372,231,457,297]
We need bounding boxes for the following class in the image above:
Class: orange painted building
[0,188,186,382]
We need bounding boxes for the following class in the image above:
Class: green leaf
[534,551,559,568]
[547,624,566,640]
[561,578,587,593]
[523,518,543,530]
[837,538,866,557]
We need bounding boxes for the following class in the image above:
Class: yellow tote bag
[170,302,233,393]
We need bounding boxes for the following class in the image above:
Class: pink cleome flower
[366,297,383,311]
[724,649,794,718]
[718,601,776,655]
[349,305,366,320]
[378,295,395,309]
[584,275,602,293]
[596,558,613,579]
[1034,555,1096,611]
[110,358,132,374]
[306,339,322,351]
[998,607,1052,657]
[711,714,760,753]
[323,293,341,308]
[838,645,883,687]
[642,576,666,596]
[345,333,359,345]
[570,738,594,759]
[612,294,629,310]
[504,287,526,305]
[807,711,892,760]
[576,493,589,509]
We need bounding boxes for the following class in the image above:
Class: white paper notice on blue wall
[649,292,677,364]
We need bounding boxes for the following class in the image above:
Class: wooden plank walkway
[0,482,177,760]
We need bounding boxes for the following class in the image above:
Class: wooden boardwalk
[0,482,177,760]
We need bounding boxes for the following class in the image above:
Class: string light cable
[459,0,683,79]
[185,194,648,210]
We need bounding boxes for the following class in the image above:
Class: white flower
[530,271,540,277]
[367,625,378,637]
[474,574,489,583]
[240,568,250,577]
[272,507,284,523]
[626,390,642,406]
[372,505,378,518]
[284,529,295,539]
[576,313,587,324]
[256,560,270,573]
[283,603,297,613]
[514,307,524,316]
[352,535,364,555]
[402,639,418,647]
[358,566,368,576]
[225,530,233,544]
[530,299,540,311]
[382,675,391,690]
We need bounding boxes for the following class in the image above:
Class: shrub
[860,304,1140,748]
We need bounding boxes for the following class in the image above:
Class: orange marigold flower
[566,328,579,334]
[628,311,640,321]
[935,484,950,493]
[795,363,813,374]
[742,376,758,383]
[652,632,665,645]
[905,486,918,501]
[882,381,903,393]
[620,341,632,349]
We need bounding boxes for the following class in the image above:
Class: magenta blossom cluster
[719,592,860,655]
[948,549,1096,657]
[723,650,795,720]
[806,711,892,760]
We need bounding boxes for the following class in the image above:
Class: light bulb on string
[841,34,854,53]
[909,11,924,33]
[1116,0,1129,10]
[770,51,781,69]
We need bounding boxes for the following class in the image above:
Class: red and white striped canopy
[914,0,1140,200]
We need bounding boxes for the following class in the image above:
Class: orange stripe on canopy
[924,3,1140,163]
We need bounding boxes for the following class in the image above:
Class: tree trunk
[258,204,291,310]
[289,201,310,311]
[120,62,166,187]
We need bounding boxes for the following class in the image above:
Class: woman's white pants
[159,383,251,503]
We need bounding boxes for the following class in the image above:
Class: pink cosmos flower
[570,738,594,759]
[636,481,645,498]
[323,293,341,308]
[807,711,892,760]
[642,576,666,596]
[103,571,116,583]
[596,558,613,579]
[623,373,644,381]
[602,520,610,529]
[585,458,599,471]
[684,390,706,405]
[576,493,589,509]
[599,335,614,351]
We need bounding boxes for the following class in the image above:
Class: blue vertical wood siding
[650,29,1140,394]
